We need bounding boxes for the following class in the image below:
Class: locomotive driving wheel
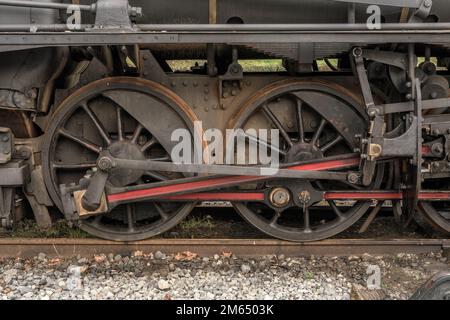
[417,173,450,235]
[230,80,384,242]
[42,77,198,241]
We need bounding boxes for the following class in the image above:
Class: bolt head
[97,157,114,171]
[298,190,311,204]
[347,173,360,184]
[368,109,378,117]
[353,47,363,57]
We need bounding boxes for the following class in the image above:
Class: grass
[1,215,219,239]
[304,271,315,280]
[0,219,91,239]
[178,215,216,232]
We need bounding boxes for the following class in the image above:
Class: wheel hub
[286,142,323,163]
[107,141,146,187]
[269,187,291,207]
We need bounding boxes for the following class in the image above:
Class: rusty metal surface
[0,238,448,258]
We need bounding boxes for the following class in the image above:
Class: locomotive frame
[1,0,450,242]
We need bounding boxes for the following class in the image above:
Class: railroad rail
[0,238,449,259]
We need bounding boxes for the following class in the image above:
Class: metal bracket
[370,116,418,159]
[0,127,13,164]
[139,50,170,85]
[0,186,14,228]
[74,190,108,218]
[353,46,422,187]
[91,0,141,31]
[219,47,243,101]
[0,160,30,186]
[409,0,433,23]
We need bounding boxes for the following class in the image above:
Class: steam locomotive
[0,0,450,242]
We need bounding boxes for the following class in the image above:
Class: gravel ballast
[0,251,448,300]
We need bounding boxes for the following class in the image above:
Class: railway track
[0,238,449,259]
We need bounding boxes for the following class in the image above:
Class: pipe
[0,24,87,32]
[138,23,450,32]
[0,0,95,12]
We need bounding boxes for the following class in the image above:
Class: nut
[298,190,311,204]
[97,157,115,171]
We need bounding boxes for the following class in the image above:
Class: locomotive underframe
[1,0,450,241]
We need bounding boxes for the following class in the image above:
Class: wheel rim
[418,173,450,235]
[42,77,198,241]
[418,201,450,234]
[231,80,383,242]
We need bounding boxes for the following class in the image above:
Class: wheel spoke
[52,162,97,170]
[239,132,287,156]
[144,171,169,181]
[141,137,158,152]
[320,135,343,153]
[303,206,312,233]
[58,129,101,154]
[261,104,293,148]
[126,204,135,232]
[311,119,326,147]
[131,123,144,144]
[81,102,112,145]
[328,200,345,220]
[91,216,102,227]
[269,211,281,226]
[296,99,305,142]
[116,107,124,141]
[153,203,169,221]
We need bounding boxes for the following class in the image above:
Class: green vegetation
[178,215,216,232]
[167,59,335,73]
[304,271,315,280]
[0,219,91,239]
